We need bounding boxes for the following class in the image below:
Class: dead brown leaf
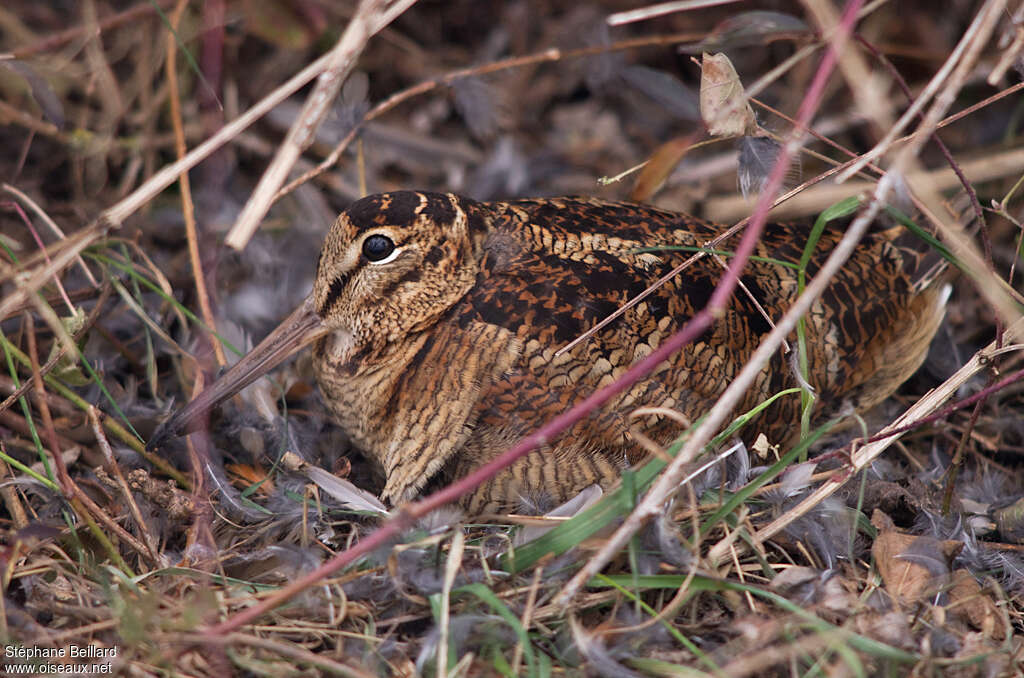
[949,569,1005,640]
[872,530,963,606]
[630,136,695,202]
[699,52,757,137]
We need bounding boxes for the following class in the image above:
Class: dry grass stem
[707,144,1024,220]
[607,0,742,26]
[2,183,98,287]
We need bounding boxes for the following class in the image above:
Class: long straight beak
[148,296,328,449]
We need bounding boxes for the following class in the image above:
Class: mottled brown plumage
[156,190,947,514]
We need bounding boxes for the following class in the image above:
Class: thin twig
[165,0,226,368]
[275,33,705,200]
[987,8,1024,85]
[856,364,1024,446]
[0,456,30,530]
[5,198,75,313]
[3,183,99,288]
[24,313,71,495]
[510,566,543,675]
[607,0,741,26]
[854,34,986,229]
[172,632,379,678]
[801,0,894,134]
[437,529,464,678]
[24,313,147,571]
[705,145,1024,221]
[89,406,161,563]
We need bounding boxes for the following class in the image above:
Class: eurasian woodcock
[153,191,948,514]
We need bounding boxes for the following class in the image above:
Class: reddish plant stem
[857,365,1024,446]
[942,396,986,514]
[24,313,70,494]
[199,0,226,115]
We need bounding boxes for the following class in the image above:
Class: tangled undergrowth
[1,1,1023,675]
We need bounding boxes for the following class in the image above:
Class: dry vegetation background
[1,0,1023,676]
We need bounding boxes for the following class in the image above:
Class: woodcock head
[149,191,491,446]
[311,192,487,358]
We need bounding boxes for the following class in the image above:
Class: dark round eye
[362,234,395,262]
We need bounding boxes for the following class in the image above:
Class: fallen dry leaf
[872,530,963,606]
[630,135,696,202]
[949,569,1005,640]
[699,52,757,137]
